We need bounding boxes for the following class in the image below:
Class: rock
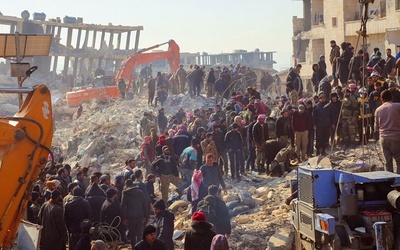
[248,186,257,195]
[256,186,270,195]
[253,197,265,206]
[168,200,189,212]
[266,227,294,250]
[267,190,274,199]
[241,234,258,242]
[236,215,251,224]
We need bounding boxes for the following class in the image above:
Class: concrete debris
[50,92,386,250]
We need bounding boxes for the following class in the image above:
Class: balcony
[344,18,386,36]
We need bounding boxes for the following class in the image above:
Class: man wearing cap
[292,105,312,161]
[329,40,341,86]
[38,190,68,250]
[252,114,269,172]
[153,200,174,250]
[184,211,216,250]
[341,88,359,148]
[152,145,182,203]
[374,90,400,173]
[134,225,166,250]
[388,82,400,103]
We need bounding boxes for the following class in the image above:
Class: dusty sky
[0,0,303,71]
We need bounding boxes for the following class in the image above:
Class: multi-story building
[292,0,400,79]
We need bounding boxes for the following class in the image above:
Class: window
[397,0,400,10]
[332,17,337,27]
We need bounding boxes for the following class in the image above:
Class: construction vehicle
[0,78,53,248]
[66,39,180,107]
[290,165,400,249]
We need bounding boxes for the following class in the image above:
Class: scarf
[190,170,203,201]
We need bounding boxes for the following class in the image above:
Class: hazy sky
[0,0,303,71]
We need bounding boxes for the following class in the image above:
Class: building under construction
[0,10,143,80]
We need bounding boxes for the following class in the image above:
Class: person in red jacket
[292,104,312,162]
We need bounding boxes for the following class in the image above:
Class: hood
[191,220,213,234]
[86,183,105,197]
[66,196,84,207]
[123,186,140,197]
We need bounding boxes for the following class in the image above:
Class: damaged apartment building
[292,0,400,79]
[0,10,143,81]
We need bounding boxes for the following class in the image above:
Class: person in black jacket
[85,175,106,223]
[252,114,269,173]
[100,188,120,227]
[134,225,166,250]
[64,187,93,250]
[184,211,216,250]
[337,42,353,85]
[245,115,258,172]
[224,123,244,180]
[154,200,175,250]
[208,185,231,237]
[313,93,332,155]
[121,179,149,248]
[152,146,183,203]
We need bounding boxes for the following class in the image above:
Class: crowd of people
[27,41,400,250]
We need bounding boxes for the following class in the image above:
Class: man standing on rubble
[329,40,341,86]
[374,90,400,173]
[175,64,187,94]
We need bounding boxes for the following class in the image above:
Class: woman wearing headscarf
[186,170,208,215]
[141,136,155,175]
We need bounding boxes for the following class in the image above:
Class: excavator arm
[114,39,180,91]
[0,85,53,249]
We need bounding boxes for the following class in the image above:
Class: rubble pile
[52,93,387,250]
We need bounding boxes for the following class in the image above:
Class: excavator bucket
[0,85,53,248]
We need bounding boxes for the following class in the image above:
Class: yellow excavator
[0,67,53,248]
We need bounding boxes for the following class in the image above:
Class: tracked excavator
[0,67,53,249]
[66,39,180,107]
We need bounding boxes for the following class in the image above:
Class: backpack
[197,195,217,226]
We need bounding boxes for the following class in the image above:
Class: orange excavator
[0,71,53,248]
[66,39,180,107]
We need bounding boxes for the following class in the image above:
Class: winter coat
[100,199,120,226]
[200,163,226,190]
[318,76,332,97]
[286,68,303,96]
[292,111,312,132]
[214,196,231,235]
[38,202,67,250]
[313,101,332,127]
[120,186,148,220]
[156,210,175,250]
[134,239,167,250]
[224,130,244,151]
[200,139,218,162]
[152,154,180,177]
[252,121,269,146]
[212,130,226,153]
[326,100,342,126]
[184,221,216,250]
[64,196,92,233]
[173,131,192,156]
[275,116,289,138]
[187,182,208,214]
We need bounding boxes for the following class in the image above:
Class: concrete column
[125,31,131,50]
[10,23,15,33]
[117,33,122,49]
[83,29,89,48]
[303,0,311,31]
[108,31,114,48]
[63,27,73,76]
[134,30,140,51]
[92,30,97,48]
[76,28,82,49]
[100,30,106,49]
[88,58,94,75]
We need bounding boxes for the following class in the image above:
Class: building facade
[292,0,400,79]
